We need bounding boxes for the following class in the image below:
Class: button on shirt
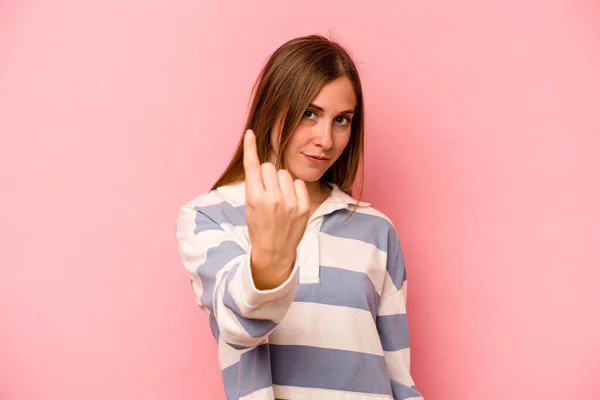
[175,180,423,400]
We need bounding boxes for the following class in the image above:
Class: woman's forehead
[310,78,357,112]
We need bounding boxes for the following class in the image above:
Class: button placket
[302,231,320,283]
[298,217,323,284]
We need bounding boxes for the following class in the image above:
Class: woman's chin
[290,171,324,183]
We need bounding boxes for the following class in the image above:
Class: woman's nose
[314,122,333,148]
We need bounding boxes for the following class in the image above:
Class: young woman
[175,35,423,400]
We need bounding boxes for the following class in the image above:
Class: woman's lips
[303,153,329,164]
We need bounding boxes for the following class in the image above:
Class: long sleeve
[377,227,424,400]
[175,200,299,350]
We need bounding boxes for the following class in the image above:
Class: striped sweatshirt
[175,180,423,400]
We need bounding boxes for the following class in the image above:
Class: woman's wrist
[250,249,296,290]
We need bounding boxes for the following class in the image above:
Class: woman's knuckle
[269,194,282,206]
[285,201,297,212]
[298,204,310,216]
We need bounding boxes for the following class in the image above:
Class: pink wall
[1,1,599,399]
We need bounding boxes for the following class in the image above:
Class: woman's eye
[335,116,351,125]
[303,110,316,119]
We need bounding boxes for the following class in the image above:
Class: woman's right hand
[243,129,310,290]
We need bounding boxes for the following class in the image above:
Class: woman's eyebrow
[308,103,355,114]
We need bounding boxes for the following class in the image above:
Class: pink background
[1,1,599,399]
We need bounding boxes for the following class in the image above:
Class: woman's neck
[304,180,332,215]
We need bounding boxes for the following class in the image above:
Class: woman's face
[271,76,356,182]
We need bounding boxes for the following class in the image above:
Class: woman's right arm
[176,202,299,349]
[176,129,310,349]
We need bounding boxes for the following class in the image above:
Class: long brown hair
[211,34,365,203]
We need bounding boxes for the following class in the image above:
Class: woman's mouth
[303,153,329,164]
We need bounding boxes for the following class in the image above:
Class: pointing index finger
[243,129,264,193]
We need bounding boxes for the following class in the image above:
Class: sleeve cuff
[239,245,299,309]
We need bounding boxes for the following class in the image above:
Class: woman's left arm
[377,227,424,400]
